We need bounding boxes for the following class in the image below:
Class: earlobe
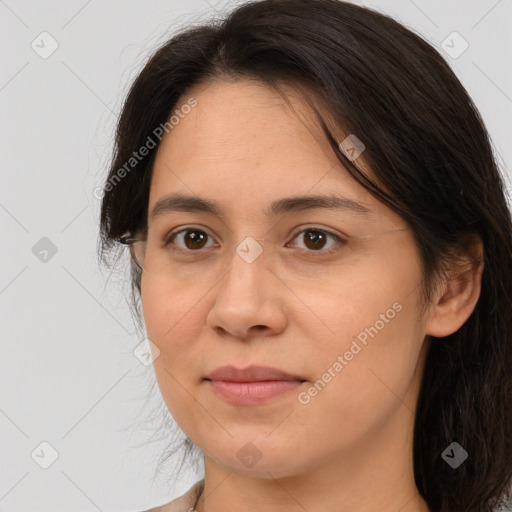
[425,234,484,338]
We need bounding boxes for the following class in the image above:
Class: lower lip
[206,379,304,405]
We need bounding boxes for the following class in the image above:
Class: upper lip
[205,365,305,382]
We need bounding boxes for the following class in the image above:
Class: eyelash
[163,226,347,258]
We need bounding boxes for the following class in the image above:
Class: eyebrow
[150,192,371,220]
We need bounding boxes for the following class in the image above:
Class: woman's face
[141,78,430,478]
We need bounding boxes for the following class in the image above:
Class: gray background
[0,0,511,511]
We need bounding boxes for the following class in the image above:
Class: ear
[425,233,484,338]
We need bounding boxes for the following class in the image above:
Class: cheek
[141,288,204,441]
[293,236,421,327]
[297,305,424,449]
[140,272,203,344]
[299,247,425,425]
[140,274,204,396]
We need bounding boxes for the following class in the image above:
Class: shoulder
[141,479,205,512]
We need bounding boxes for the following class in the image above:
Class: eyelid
[288,224,346,241]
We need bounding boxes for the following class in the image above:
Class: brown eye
[302,230,328,250]
[288,227,346,256]
[167,228,214,251]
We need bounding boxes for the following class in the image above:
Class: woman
[98,0,512,510]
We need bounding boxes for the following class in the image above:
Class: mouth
[204,365,306,405]
[205,379,305,405]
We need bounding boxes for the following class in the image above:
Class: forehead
[148,78,394,224]
[157,79,337,171]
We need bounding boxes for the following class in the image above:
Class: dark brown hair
[98,1,512,510]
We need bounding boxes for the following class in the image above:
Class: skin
[141,78,484,512]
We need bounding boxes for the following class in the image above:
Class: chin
[205,437,307,479]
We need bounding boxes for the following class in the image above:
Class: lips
[204,365,305,383]
[204,365,306,405]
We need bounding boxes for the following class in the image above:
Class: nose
[206,239,287,340]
